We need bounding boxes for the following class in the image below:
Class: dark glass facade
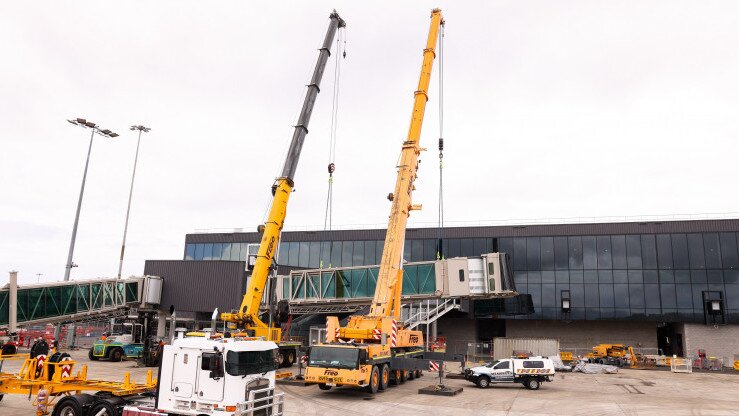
[184,225,739,324]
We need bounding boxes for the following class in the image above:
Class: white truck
[115,333,284,416]
[464,357,555,390]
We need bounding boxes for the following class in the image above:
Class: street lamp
[64,118,118,281]
[117,125,151,279]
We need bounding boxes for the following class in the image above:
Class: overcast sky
[2,1,738,284]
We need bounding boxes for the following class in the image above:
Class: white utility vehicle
[464,357,555,390]
[120,333,284,416]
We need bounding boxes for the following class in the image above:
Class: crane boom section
[369,9,443,319]
[221,12,345,331]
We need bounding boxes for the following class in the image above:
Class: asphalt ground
[0,350,737,416]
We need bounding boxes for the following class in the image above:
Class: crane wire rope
[436,23,445,260]
[321,25,346,268]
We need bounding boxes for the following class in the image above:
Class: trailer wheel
[365,366,380,394]
[476,376,490,388]
[52,394,94,416]
[89,397,125,416]
[378,364,389,391]
[1,344,16,355]
[109,348,123,362]
[88,349,98,361]
[318,383,332,391]
[0,394,4,402]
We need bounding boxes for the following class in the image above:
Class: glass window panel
[542,271,555,284]
[660,284,677,309]
[584,270,598,283]
[567,237,582,270]
[460,239,475,257]
[569,283,584,308]
[514,272,527,286]
[353,241,364,266]
[656,234,673,270]
[526,237,541,270]
[626,235,642,269]
[499,238,513,257]
[599,283,614,307]
[309,242,321,268]
[598,270,613,283]
[473,238,487,256]
[364,240,376,266]
[335,270,350,298]
[613,270,628,283]
[240,243,249,261]
[720,233,739,269]
[542,284,555,307]
[331,242,342,268]
[707,270,723,284]
[447,238,461,258]
[570,270,584,283]
[403,242,411,262]
[410,240,423,262]
[725,284,739,309]
[611,235,627,269]
[527,284,542,309]
[641,235,657,269]
[659,270,675,284]
[614,284,629,308]
[675,270,690,284]
[687,234,706,269]
[596,236,612,269]
[582,236,597,269]
[513,238,527,270]
[628,270,643,283]
[194,244,204,260]
[644,270,659,283]
[541,237,554,270]
[703,233,722,269]
[299,242,310,267]
[231,243,241,262]
[202,244,213,260]
[528,271,542,283]
[321,272,335,298]
[342,241,353,267]
[629,284,645,308]
[584,284,599,307]
[212,243,223,261]
[644,284,660,308]
[320,242,331,268]
[554,237,569,270]
[555,271,569,284]
[287,242,299,266]
[691,269,707,284]
[424,239,437,260]
[726,270,739,284]
[676,284,693,309]
[671,234,689,269]
[185,244,196,260]
[220,243,231,260]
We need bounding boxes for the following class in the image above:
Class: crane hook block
[328,163,335,174]
[257,224,266,233]
[387,193,394,201]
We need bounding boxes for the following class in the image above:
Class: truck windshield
[309,346,359,369]
[225,349,279,376]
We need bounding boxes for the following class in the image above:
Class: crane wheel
[365,366,380,394]
[408,369,415,381]
[399,370,408,383]
[318,383,332,391]
[378,364,390,391]
[414,370,422,378]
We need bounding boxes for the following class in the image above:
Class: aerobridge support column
[156,312,166,338]
[8,271,17,333]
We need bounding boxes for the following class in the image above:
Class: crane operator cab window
[308,346,362,370]
[225,349,280,376]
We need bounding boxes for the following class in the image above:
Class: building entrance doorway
[657,323,683,357]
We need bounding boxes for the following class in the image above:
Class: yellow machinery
[304,8,444,394]
[585,344,637,367]
[219,11,346,366]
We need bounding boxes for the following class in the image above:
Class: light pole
[36,273,42,283]
[117,125,151,279]
[64,118,118,281]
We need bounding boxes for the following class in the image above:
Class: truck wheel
[476,376,490,388]
[110,348,123,362]
[1,344,16,355]
[318,383,332,391]
[365,366,380,394]
[528,378,541,390]
[88,349,98,361]
[378,364,390,391]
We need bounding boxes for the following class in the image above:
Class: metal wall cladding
[493,338,560,360]
[143,260,247,314]
[186,219,739,243]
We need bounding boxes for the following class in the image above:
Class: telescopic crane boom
[220,11,346,341]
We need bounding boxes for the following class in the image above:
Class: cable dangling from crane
[322,25,346,267]
[436,22,446,260]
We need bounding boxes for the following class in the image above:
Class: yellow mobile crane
[219,11,346,367]
[304,8,444,393]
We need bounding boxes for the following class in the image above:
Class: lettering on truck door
[197,352,225,401]
[171,352,198,398]
[492,360,514,382]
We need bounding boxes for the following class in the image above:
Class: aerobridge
[1,273,163,330]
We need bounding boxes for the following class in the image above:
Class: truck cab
[465,357,555,390]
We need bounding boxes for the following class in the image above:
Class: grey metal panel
[186,219,739,243]
[143,260,246,314]
[493,338,560,360]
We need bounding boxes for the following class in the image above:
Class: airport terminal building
[145,218,739,362]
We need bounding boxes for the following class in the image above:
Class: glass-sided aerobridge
[277,253,517,314]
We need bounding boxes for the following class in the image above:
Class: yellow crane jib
[220,11,346,340]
